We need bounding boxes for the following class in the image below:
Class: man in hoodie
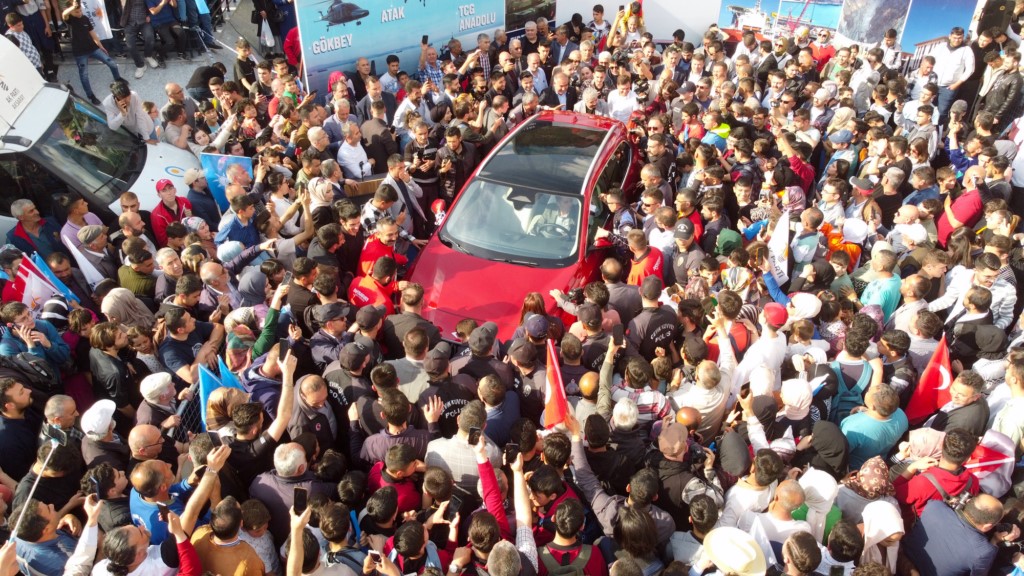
[894,428,980,522]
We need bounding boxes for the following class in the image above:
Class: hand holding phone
[612,324,624,347]
[294,487,308,514]
[467,427,482,446]
[444,494,463,522]
[157,503,171,520]
[368,550,383,565]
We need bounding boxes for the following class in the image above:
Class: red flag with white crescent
[905,334,952,425]
[544,338,568,429]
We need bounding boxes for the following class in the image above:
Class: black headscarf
[791,420,849,481]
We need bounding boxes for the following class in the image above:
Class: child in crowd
[238,499,282,576]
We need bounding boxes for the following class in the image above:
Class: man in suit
[356,76,398,126]
[539,72,579,111]
[361,100,399,175]
[552,24,579,67]
[947,286,997,364]
[381,154,429,241]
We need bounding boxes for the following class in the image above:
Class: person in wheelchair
[527,195,579,239]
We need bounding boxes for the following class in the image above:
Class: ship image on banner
[295,0,506,95]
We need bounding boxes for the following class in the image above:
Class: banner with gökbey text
[295,0,506,96]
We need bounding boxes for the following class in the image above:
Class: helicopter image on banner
[313,0,370,28]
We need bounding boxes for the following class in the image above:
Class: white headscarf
[308,177,335,211]
[781,378,812,421]
[860,500,904,573]
[799,468,839,543]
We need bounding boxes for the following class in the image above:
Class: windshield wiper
[492,257,539,267]
[440,234,470,254]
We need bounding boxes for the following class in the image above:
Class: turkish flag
[544,339,569,429]
[905,335,952,425]
[965,442,1015,474]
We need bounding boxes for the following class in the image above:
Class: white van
[0,37,201,239]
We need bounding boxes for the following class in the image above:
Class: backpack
[539,544,593,576]
[922,472,975,513]
[827,360,873,423]
[0,353,60,396]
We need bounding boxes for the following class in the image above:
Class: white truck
[0,36,201,239]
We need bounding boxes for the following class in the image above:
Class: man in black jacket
[381,283,442,360]
[976,50,1023,132]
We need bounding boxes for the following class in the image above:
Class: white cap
[899,223,929,245]
[140,373,173,404]
[81,399,116,436]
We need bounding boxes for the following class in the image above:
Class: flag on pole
[31,253,79,303]
[905,334,952,425]
[544,338,569,429]
[198,363,246,430]
[767,211,790,284]
[64,240,105,288]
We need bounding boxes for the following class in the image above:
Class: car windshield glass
[477,120,605,193]
[25,98,142,204]
[440,179,582,267]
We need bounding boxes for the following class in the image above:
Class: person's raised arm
[473,432,510,538]
[180,444,231,534]
[286,507,312,576]
[168,512,203,576]
[63,495,101,576]
[597,339,620,420]
[268,350,297,441]
[511,452,532,529]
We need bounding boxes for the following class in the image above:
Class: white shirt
[607,90,640,123]
[718,479,776,528]
[92,545,175,576]
[336,141,372,180]
[932,43,975,87]
[731,330,788,398]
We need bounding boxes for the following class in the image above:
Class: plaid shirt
[611,383,672,423]
[418,61,443,88]
[6,30,40,68]
[360,202,414,243]
[124,0,148,26]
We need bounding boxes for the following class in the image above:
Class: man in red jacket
[359,218,408,277]
[150,179,193,247]
[894,428,981,521]
[349,256,403,315]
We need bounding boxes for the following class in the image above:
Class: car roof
[475,111,618,195]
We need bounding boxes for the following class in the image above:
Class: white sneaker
[146,57,159,68]
[134,66,146,79]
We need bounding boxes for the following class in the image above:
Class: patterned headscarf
[842,456,895,500]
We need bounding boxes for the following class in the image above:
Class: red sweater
[359,236,408,276]
[539,542,609,576]
[533,483,581,548]
[894,465,980,518]
[368,461,420,516]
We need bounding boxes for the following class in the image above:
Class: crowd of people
[5,1,1024,575]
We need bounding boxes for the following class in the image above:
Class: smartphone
[421,34,429,46]
[467,427,482,446]
[294,487,308,514]
[89,476,101,500]
[612,324,624,347]
[278,337,291,362]
[504,443,520,465]
[368,550,382,565]
[209,433,223,448]
[444,494,463,521]
[44,424,68,447]
[193,465,208,478]
[157,503,170,520]
[282,271,293,286]
[619,4,625,11]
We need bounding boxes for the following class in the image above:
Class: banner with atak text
[295,0,505,96]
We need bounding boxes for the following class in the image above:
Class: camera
[566,287,585,305]
[687,442,707,469]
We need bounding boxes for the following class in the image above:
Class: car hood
[409,241,577,341]
[118,143,202,212]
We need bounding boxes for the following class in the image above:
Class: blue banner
[295,0,506,95]
[198,363,246,430]
[199,153,253,212]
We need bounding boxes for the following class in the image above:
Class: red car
[408,111,642,341]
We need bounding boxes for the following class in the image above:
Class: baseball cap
[315,302,353,324]
[674,219,695,240]
[828,129,853,144]
[156,179,175,192]
[678,81,696,94]
[576,303,602,330]
[81,399,116,436]
[525,314,549,339]
[658,418,688,460]
[338,342,370,371]
[77,225,108,245]
[813,88,829,101]
[183,168,205,186]
[849,177,874,194]
[355,305,385,329]
[469,321,499,353]
[507,338,537,365]
[423,342,452,377]
[763,302,789,328]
